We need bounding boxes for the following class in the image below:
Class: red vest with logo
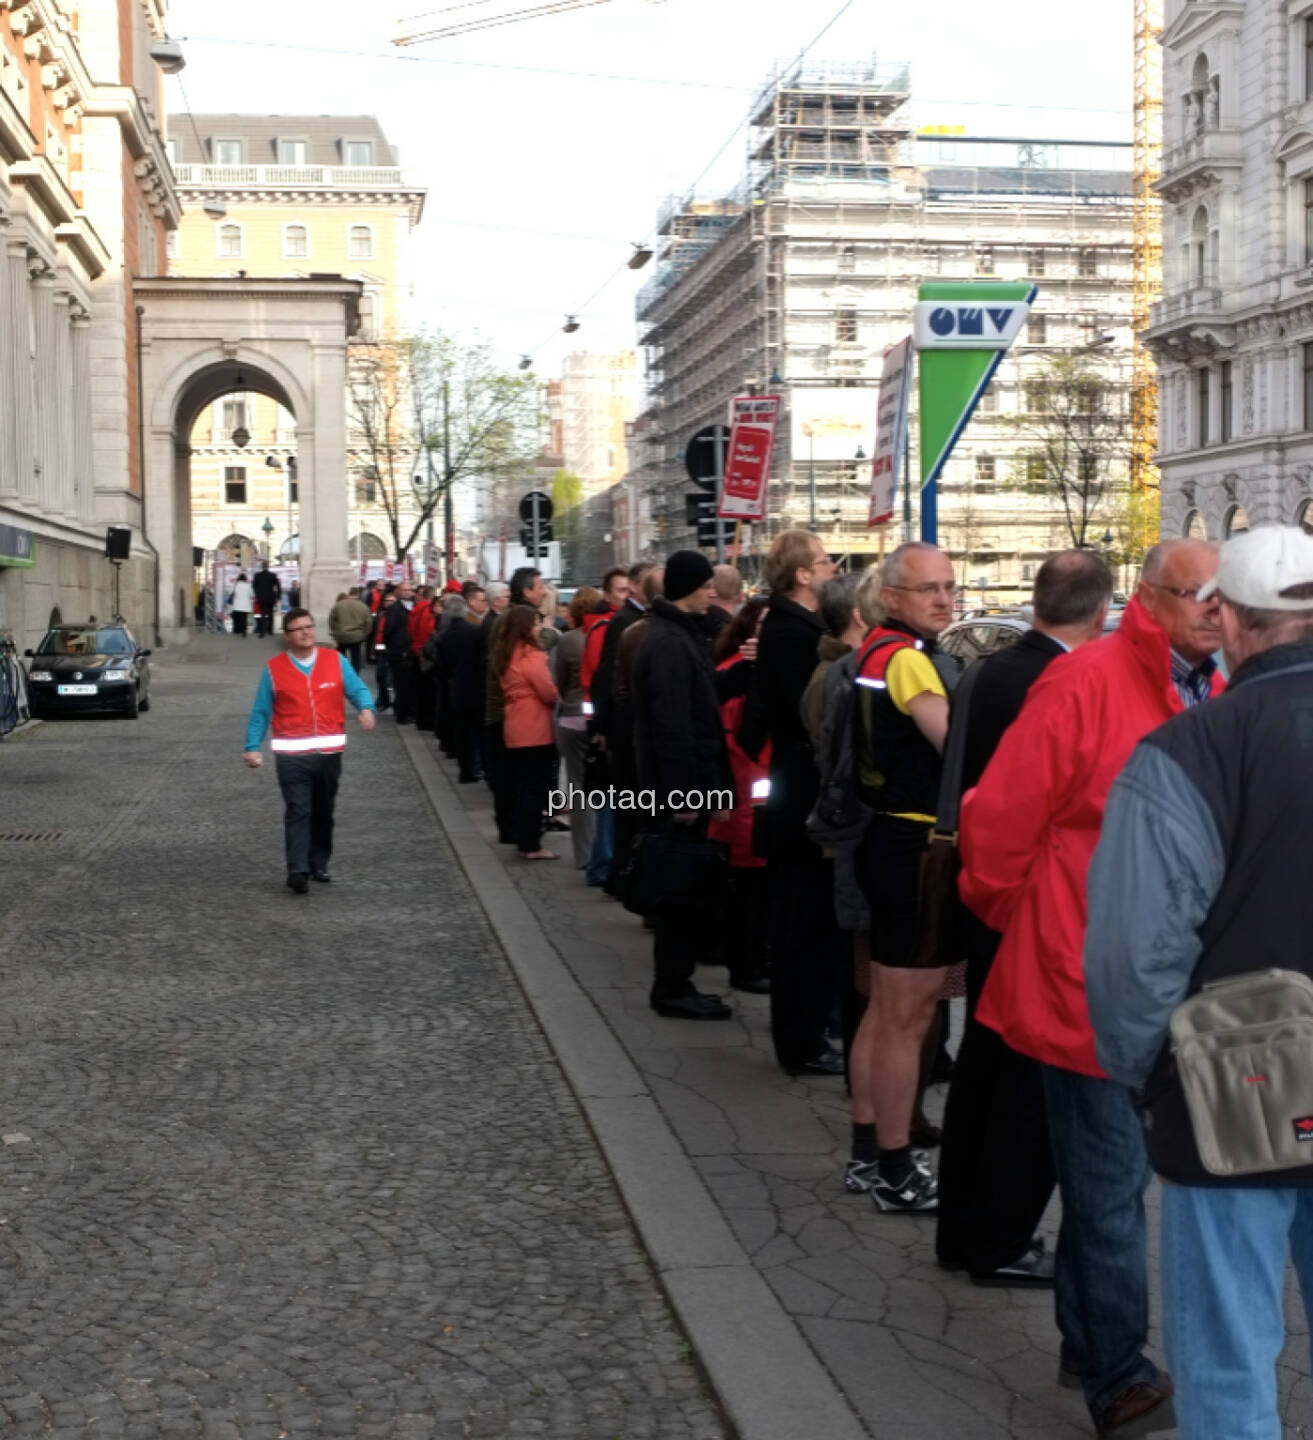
[268,649,347,754]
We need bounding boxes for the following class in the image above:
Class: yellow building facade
[167,115,426,572]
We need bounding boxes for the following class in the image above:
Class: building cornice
[1161,0,1245,52]
[0,81,34,166]
[81,85,182,226]
[175,178,426,228]
[54,216,110,277]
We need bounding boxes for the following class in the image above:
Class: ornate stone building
[1149,0,1313,540]
[0,0,180,646]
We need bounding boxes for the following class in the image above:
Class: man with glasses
[243,607,377,894]
[957,538,1222,1439]
[848,542,956,1213]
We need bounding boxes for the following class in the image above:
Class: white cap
[1197,525,1313,610]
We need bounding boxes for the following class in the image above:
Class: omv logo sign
[913,299,1032,351]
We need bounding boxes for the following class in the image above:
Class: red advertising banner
[717,394,780,523]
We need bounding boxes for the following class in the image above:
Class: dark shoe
[910,1110,943,1149]
[286,872,309,895]
[1094,1370,1175,1438]
[458,774,481,784]
[543,816,570,833]
[849,1149,933,1195]
[791,1047,844,1077]
[731,974,771,995]
[310,869,331,884]
[970,1238,1054,1288]
[868,1154,939,1214]
[650,990,732,1020]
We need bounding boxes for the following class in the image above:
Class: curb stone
[401,727,872,1440]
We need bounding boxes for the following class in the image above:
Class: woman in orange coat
[494,604,561,860]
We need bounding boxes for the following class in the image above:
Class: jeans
[586,805,614,886]
[1162,1184,1313,1440]
[1041,1063,1158,1417]
[274,752,342,875]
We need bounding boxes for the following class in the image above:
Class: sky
[165,0,1132,375]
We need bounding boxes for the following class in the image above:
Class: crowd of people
[306,522,1313,1440]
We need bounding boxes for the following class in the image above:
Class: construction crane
[394,0,615,44]
[1131,0,1163,553]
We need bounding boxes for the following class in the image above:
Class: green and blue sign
[914,282,1036,544]
[0,523,34,568]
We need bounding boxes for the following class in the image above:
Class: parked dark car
[25,623,152,718]
[939,607,1124,667]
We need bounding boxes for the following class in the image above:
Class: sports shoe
[1094,1369,1176,1437]
[844,1151,929,1194]
[868,1155,939,1214]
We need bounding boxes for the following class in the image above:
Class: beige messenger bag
[1171,969,1313,1178]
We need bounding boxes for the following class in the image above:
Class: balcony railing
[173,164,408,188]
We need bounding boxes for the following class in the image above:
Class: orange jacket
[958,598,1225,1077]
[500,642,558,748]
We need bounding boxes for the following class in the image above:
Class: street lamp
[261,516,274,558]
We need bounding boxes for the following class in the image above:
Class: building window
[1078,248,1099,278]
[1304,180,1313,266]
[1299,499,1313,535]
[1198,367,1211,447]
[1224,503,1249,537]
[357,287,380,340]
[979,386,1000,414]
[217,223,243,258]
[223,466,247,504]
[1220,360,1233,441]
[164,137,179,167]
[836,308,858,343]
[1025,382,1048,414]
[288,473,299,506]
[1306,18,1313,102]
[351,531,388,559]
[1303,343,1313,429]
[348,225,374,261]
[974,454,996,483]
[355,475,378,505]
[1184,509,1208,540]
[919,244,942,276]
[212,138,243,165]
[277,139,308,166]
[1078,454,1098,483]
[283,223,309,259]
[343,140,374,166]
[222,397,247,439]
[1028,314,1047,346]
[974,245,995,275]
[837,244,857,274]
[1026,248,1046,276]
[166,231,178,260]
[1025,453,1047,483]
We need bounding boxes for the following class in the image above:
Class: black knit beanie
[663,549,714,602]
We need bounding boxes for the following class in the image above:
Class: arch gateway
[134,276,361,644]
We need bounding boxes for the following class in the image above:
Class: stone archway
[134,276,360,643]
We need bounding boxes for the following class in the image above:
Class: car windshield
[38,628,133,656]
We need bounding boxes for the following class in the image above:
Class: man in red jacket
[958,538,1223,1439]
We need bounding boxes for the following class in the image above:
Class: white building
[632,61,1136,596]
[1150,0,1313,540]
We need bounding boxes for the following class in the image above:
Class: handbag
[621,826,729,917]
[1170,969,1313,1178]
[909,658,984,970]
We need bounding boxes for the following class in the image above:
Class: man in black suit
[937,549,1114,1286]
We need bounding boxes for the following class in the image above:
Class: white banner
[869,338,913,527]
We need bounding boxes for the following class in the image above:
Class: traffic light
[520,519,553,558]
[685,493,719,549]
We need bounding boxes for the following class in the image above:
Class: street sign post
[718,395,780,526]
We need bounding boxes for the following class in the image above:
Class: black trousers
[435,676,455,752]
[232,610,249,636]
[605,742,639,893]
[936,913,1057,1274]
[484,722,515,843]
[652,818,718,1002]
[723,866,770,985]
[274,752,342,876]
[452,708,482,780]
[415,668,437,731]
[508,743,556,853]
[391,656,416,723]
[768,841,844,1071]
[337,640,364,673]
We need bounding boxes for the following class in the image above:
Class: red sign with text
[717,395,780,523]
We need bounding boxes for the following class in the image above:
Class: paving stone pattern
[0,637,725,1440]
[435,736,1313,1440]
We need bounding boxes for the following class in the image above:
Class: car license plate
[58,684,98,695]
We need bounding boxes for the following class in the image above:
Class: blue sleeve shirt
[244,649,375,752]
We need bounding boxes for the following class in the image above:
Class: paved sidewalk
[423,731,1313,1440]
[0,635,725,1439]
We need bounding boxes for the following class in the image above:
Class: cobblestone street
[0,637,724,1440]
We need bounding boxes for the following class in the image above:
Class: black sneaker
[310,869,331,883]
[286,871,309,895]
[843,1151,929,1194]
[868,1155,939,1213]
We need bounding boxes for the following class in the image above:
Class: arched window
[1298,499,1313,535]
[1223,503,1249,537]
[1183,509,1208,540]
[217,223,243,259]
[1189,54,1214,135]
[347,224,374,261]
[278,534,300,559]
[350,531,388,559]
[1191,206,1212,285]
[216,533,256,564]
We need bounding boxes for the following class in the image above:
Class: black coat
[435,617,485,711]
[746,594,824,852]
[632,598,732,807]
[591,597,646,742]
[252,569,281,610]
[382,601,413,663]
[959,630,1066,793]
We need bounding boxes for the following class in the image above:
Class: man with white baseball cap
[1086,523,1313,1438]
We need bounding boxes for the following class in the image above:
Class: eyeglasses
[1144,581,1217,605]
[286,624,315,635]
[889,582,957,597]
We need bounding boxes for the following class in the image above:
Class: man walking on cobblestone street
[243,607,377,893]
